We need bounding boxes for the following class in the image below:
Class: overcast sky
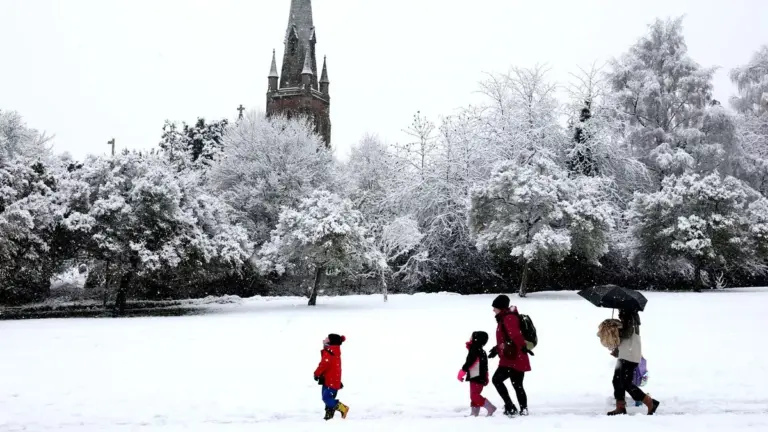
[1,0,766,161]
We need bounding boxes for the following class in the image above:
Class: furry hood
[597,318,622,350]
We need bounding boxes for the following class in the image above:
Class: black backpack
[518,314,538,354]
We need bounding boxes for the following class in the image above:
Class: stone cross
[237,104,245,120]
[107,138,115,156]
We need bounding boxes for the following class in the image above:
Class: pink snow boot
[484,400,497,416]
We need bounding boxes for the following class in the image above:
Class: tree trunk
[103,261,111,307]
[114,258,138,317]
[114,273,129,317]
[693,262,703,293]
[518,261,530,298]
[308,266,324,306]
[381,272,388,303]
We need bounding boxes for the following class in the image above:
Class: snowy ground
[1,289,767,431]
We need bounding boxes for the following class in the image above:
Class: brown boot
[642,395,660,415]
[607,400,627,416]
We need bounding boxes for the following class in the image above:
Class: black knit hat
[492,294,510,310]
[328,333,346,346]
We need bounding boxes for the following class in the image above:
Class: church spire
[301,50,313,91]
[302,50,314,76]
[266,0,331,147]
[280,0,318,90]
[320,56,329,82]
[269,49,279,78]
[284,0,314,45]
[320,55,329,95]
[268,49,279,92]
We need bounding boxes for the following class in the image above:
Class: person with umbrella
[607,309,660,415]
[578,285,660,416]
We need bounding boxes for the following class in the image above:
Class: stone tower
[266,0,331,147]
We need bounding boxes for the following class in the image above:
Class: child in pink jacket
[457,331,497,416]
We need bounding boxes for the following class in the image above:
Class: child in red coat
[313,333,350,420]
[457,331,497,416]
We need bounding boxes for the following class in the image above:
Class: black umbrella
[578,284,647,312]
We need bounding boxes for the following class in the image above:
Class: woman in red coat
[313,334,350,420]
[489,295,531,417]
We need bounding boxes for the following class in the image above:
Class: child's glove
[488,346,498,358]
[457,370,467,382]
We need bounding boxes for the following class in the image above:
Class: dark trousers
[613,359,646,402]
[492,367,527,409]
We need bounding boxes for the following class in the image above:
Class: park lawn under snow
[1,289,767,431]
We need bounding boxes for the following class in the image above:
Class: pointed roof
[269,49,279,78]
[302,50,313,76]
[278,0,319,89]
[320,55,329,83]
[284,0,315,45]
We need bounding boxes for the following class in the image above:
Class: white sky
[1,0,766,161]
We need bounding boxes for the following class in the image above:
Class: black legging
[492,367,527,409]
[613,359,647,402]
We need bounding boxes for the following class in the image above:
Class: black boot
[642,395,660,415]
[503,404,518,417]
[519,407,529,416]
[323,408,335,420]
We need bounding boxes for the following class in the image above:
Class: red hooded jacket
[314,343,343,390]
[495,307,531,372]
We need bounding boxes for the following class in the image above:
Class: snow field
[1,289,767,431]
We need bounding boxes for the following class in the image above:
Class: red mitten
[457,370,467,382]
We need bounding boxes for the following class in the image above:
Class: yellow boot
[335,402,350,419]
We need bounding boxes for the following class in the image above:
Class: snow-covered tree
[477,64,565,162]
[348,68,571,293]
[159,117,229,170]
[629,173,767,290]
[377,108,503,291]
[0,111,65,304]
[256,190,387,305]
[0,110,53,163]
[0,158,68,304]
[393,111,438,177]
[384,68,569,292]
[209,110,335,245]
[729,46,768,194]
[469,156,615,297]
[62,152,252,312]
[564,64,650,197]
[435,108,498,189]
[729,45,768,117]
[606,17,717,180]
[379,215,424,265]
[692,103,742,176]
[344,134,400,233]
